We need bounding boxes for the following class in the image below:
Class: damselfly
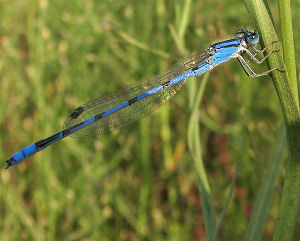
[5,29,279,168]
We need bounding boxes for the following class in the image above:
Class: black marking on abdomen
[70,106,84,119]
[128,97,138,106]
[62,123,84,137]
[162,81,170,89]
[95,112,104,121]
[36,133,61,149]
[192,66,198,72]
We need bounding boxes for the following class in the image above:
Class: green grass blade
[243,0,300,240]
[214,162,239,241]
[278,0,298,106]
[187,73,217,241]
[245,124,286,241]
[171,1,217,239]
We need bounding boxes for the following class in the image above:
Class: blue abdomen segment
[194,62,212,75]
[6,133,63,167]
[9,144,37,166]
[5,117,99,167]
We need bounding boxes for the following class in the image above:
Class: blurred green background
[0,0,299,240]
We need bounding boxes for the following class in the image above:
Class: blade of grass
[213,162,239,241]
[243,1,300,240]
[137,117,151,239]
[173,3,217,237]
[171,3,217,239]
[278,0,298,106]
[117,30,171,59]
[177,0,192,53]
[187,73,217,241]
[245,123,286,241]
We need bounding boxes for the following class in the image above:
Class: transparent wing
[64,53,207,137]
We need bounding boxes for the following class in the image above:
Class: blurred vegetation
[0,0,299,240]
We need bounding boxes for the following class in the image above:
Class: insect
[5,29,279,168]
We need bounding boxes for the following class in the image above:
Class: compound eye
[247,33,259,45]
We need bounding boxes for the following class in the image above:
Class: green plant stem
[243,0,300,240]
[278,0,298,106]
